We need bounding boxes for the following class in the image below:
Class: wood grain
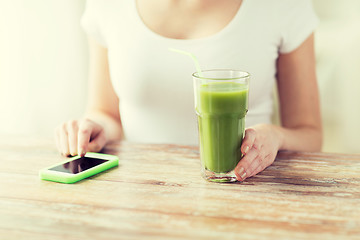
[0,137,359,240]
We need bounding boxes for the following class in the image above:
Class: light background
[0,0,359,153]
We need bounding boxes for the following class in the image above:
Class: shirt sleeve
[279,0,319,54]
[80,0,107,47]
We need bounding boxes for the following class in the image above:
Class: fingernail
[78,149,85,157]
[244,146,249,154]
[238,167,247,180]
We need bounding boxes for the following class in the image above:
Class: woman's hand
[235,124,283,181]
[234,34,322,181]
[54,118,107,157]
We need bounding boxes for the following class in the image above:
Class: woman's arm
[55,37,123,156]
[235,33,322,181]
[83,37,123,142]
[276,33,322,151]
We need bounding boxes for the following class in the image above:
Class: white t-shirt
[81,0,318,145]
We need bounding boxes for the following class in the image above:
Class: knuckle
[79,119,93,131]
[253,140,263,151]
[61,123,68,132]
[79,128,90,135]
[66,121,77,132]
[82,118,93,125]
[258,151,266,161]
[68,120,78,129]
[252,146,261,156]
[246,128,257,136]
[240,157,253,168]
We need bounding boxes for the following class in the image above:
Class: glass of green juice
[193,70,250,183]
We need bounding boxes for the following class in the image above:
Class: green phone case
[39,152,119,184]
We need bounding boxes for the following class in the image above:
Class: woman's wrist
[271,124,285,151]
[83,111,123,143]
[271,124,322,152]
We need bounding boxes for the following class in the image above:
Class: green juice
[197,82,248,173]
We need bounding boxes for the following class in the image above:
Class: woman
[55,0,322,181]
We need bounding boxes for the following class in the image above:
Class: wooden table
[0,137,359,240]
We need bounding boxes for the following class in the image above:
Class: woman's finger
[67,120,79,156]
[247,154,267,177]
[248,152,276,177]
[77,120,93,157]
[88,129,106,153]
[59,123,70,156]
[249,162,266,178]
[234,147,259,181]
[241,128,256,155]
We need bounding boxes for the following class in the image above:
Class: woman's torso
[81,0,317,144]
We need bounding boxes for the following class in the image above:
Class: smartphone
[39,152,119,184]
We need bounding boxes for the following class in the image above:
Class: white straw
[169,48,203,77]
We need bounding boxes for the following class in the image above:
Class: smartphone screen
[49,157,109,174]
